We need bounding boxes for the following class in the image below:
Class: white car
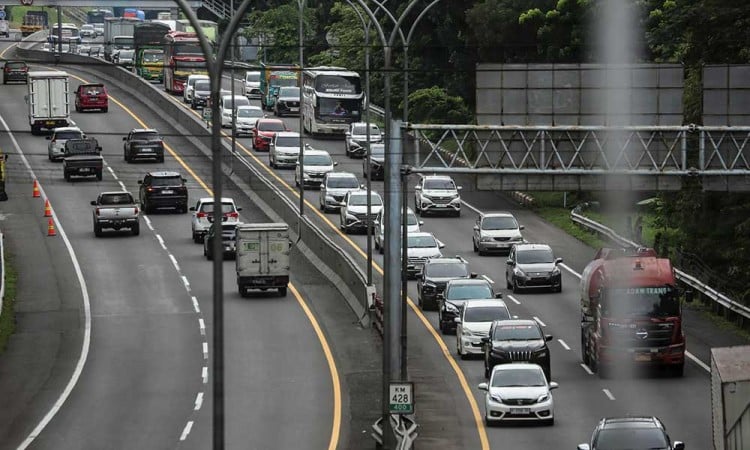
[235,105,265,136]
[220,94,251,128]
[374,207,422,254]
[184,74,209,104]
[93,24,104,36]
[244,70,261,99]
[478,363,558,426]
[268,131,300,168]
[339,189,383,234]
[414,174,462,217]
[80,24,96,38]
[456,299,511,359]
[47,126,85,161]
[294,147,337,188]
[345,122,383,158]
[405,232,445,278]
[319,172,361,212]
[189,197,242,243]
[472,212,524,255]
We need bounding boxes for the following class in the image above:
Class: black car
[203,222,242,260]
[123,128,165,163]
[138,171,188,213]
[505,243,563,293]
[362,143,385,180]
[577,416,684,450]
[273,86,300,117]
[483,319,552,379]
[3,61,29,84]
[417,256,473,311]
[438,278,501,334]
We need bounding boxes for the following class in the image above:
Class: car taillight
[51,139,56,143]
[22,67,28,72]
[134,206,139,215]
[225,212,239,219]
[197,212,206,218]
[147,187,154,192]
[95,208,100,216]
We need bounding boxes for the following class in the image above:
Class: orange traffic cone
[43,199,52,217]
[47,218,57,236]
[32,180,40,198]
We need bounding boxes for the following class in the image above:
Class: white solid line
[169,254,179,271]
[580,363,594,375]
[482,274,494,284]
[143,215,152,227]
[202,366,208,384]
[199,318,206,336]
[182,276,190,290]
[194,392,204,411]
[2,113,93,450]
[191,296,200,313]
[107,166,115,173]
[202,342,208,359]
[533,316,547,327]
[506,294,521,305]
[179,421,193,441]
[560,262,581,278]
[118,181,127,190]
[602,389,616,401]
[110,173,118,181]
[461,199,482,215]
[686,351,710,373]
[558,339,571,350]
[156,235,166,250]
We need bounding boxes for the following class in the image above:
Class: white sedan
[478,363,557,426]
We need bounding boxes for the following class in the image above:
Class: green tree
[403,86,471,124]
[245,3,318,64]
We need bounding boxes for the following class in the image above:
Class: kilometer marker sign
[389,382,414,414]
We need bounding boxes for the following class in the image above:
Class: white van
[244,71,261,99]
[220,94,251,128]
[184,74,209,104]
[0,20,10,39]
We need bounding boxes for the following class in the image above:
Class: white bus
[301,66,364,135]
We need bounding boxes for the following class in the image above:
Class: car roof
[302,148,331,156]
[492,318,538,327]
[147,171,182,177]
[514,243,552,251]
[53,127,82,133]
[481,211,515,218]
[599,417,663,429]
[408,231,436,238]
[237,105,262,110]
[491,362,545,373]
[198,197,235,203]
[257,118,284,124]
[189,74,209,79]
[326,171,356,178]
[131,128,158,133]
[463,299,507,309]
[274,131,300,138]
[425,257,467,265]
[79,83,104,87]
[348,188,378,196]
[422,174,453,180]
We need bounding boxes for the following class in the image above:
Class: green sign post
[388,382,414,414]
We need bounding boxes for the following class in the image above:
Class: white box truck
[104,17,138,61]
[235,223,291,297]
[26,71,70,135]
[711,345,750,450]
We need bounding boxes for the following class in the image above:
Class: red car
[252,118,288,151]
[75,83,109,112]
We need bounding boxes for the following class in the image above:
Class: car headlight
[480,236,494,242]
[444,302,459,313]
[536,393,549,403]
[449,197,461,205]
[490,394,505,404]
[533,349,548,358]
[462,328,476,336]
[511,235,524,242]
[551,267,561,275]
[514,267,527,278]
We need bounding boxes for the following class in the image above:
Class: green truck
[133,22,170,82]
[259,62,299,111]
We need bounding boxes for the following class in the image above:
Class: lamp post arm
[406,0,441,46]
[370,0,406,46]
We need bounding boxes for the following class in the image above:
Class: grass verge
[0,254,17,354]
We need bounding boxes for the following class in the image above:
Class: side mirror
[90,200,97,206]
[122,137,127,141]
[457,186,463,190]
[555,258,563,264]
[137,180,143,184]
[506,260,514,266]
[545,335,553,342]
[473,225,479,231]
[477,382,489,391]
[577,445,591,450]
[345,132,351,137]
[480,336,490,343]
[333,162,339,166]
[236,207,243,211]
[438,243,446,249]
[46,136,51,140]
[436,293,444,300]
[373,220,380,226]
[549,381,559,390]
[685,290,694,303]
[495,293,503,299]
[414,185,421,190]
[454,317,461,324]
[418,220,424,226]
[470,272,478,278]
[189,207,196,211]
[96,146,102,152]
[319,183,324,188]
[673,442,684,450]
[519,225,525,230]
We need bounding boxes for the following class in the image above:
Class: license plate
[251,279,269,285]
[46,121,55,126]
[635,354,651,362]
[80,168,91,173]
[141,148,153,152]
[510,408,530,415]
[162,190,174,194]
[290,107,299,112]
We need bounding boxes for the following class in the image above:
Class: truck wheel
[278,287,287,297]
[670,363,684,377]
[103,107,108,113]
[94,223,102,237]
[132,223,140,236]
[239,286,249,298]
[64,171,71,182]
[124,151,129,162]
[157,155,164,163]
[96,171,103,181]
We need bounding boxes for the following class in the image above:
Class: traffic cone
[32,180,40,198]
[47,218,56,237]
[43,199,52,217]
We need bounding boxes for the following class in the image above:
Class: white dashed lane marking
[558,339,570,350]
[602,389,616,401]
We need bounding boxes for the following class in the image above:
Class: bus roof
[304,66,359,77]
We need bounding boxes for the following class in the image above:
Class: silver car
[374,207,422,254]
[478,363,558,426]
[405,232,444,278]
[235,105,265,136]
[339,189,383,233]
[473,212,524,255]
[414,175,462,217]
[47,127,85,161]
[319,172,360,212]
[189,197,242,243]
[269,131,301,168]
[295,148,337,188]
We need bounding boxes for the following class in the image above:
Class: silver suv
[339,189,383,233]
[189,197,242,243]
[414,175,462,217]
[319,172,360,212]
[47,127,85,161]
[472,212,524,255]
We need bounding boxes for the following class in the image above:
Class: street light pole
[174,1,256,448]
[298,0,305,224]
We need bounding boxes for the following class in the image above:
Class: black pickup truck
[63,138,103,181]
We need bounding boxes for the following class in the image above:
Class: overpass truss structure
[402,124,750,192]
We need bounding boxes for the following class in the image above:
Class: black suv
[577,416,684,450]
[123,128,165,163]
[438,278,501,334]
[3,61,28,84]
[417,256,473,311]
[138,171,188,213]
[203,222,242,260]
[482,319,552,379]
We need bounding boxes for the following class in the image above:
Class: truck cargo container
[104,17,140,62]
[235,223,291,297]
[26,71,70,135]
[712,345,750,450]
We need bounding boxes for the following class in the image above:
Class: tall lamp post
[174,1,255,448]
[298,0,305,223]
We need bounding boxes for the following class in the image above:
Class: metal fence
[0,231,5,322]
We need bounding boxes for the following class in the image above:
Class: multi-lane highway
[1,36,748,450]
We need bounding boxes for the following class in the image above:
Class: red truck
[580,247,692,377]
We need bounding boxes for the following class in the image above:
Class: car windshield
[200,202,235,214]
[491,368,546,387]
[602,287,681,318]
[151,176,182,187]
[408,235,437,248]
[258,121,286,132]
[328,177,359,189]
[465,306,510,322]
[100,193,133,205]
[353,124,380,135]
[195,81,210,91]
[446,284,493,300]
[119,50,134,58]
[425,263,468,278]
[133,131,160,140]
[303,154,332,166]
[369,144,385,156]
[517,248,554,264]
[493,324,542,340]
[246,72,260,82]
[238,108,263,118]
[482,216,518,230]
[279,87,299,97]
[424,178,455,190]
[593,428,669,449]
[225,97,250,108]
[349,193,382,206]
[54,130,82,140]
[275,136,299,147]
[143,52,163,63]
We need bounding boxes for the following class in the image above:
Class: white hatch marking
[603,389,616,401]
[533,316,546,327]
[194,392,204,410]
[191,296,200,313]
[179,421,193,441]
[580,364,594,375]
[506,295,521,305]
[558,339,571,350]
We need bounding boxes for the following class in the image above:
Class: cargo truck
[711,345,750,450]
[20,10,48,37]
[235,223,291,297]
[579,247,691,377]
[26,71,70,135]
[133,22,170,81]
[104,17,140,62]
[259,62,299,111]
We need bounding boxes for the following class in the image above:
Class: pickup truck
[123,128,164,163]
[62,138,103,181]
[90,191,140,237]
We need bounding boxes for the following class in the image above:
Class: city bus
[48,24,82,47]
[175,19,218,45]
[87,9,113,24]
[163,31,207,94]
[301,66,364,135]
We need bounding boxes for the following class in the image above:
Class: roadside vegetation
[0,254,17,354]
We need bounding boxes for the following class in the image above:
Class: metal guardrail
[0,231,5,321]
[570,205,750,321]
